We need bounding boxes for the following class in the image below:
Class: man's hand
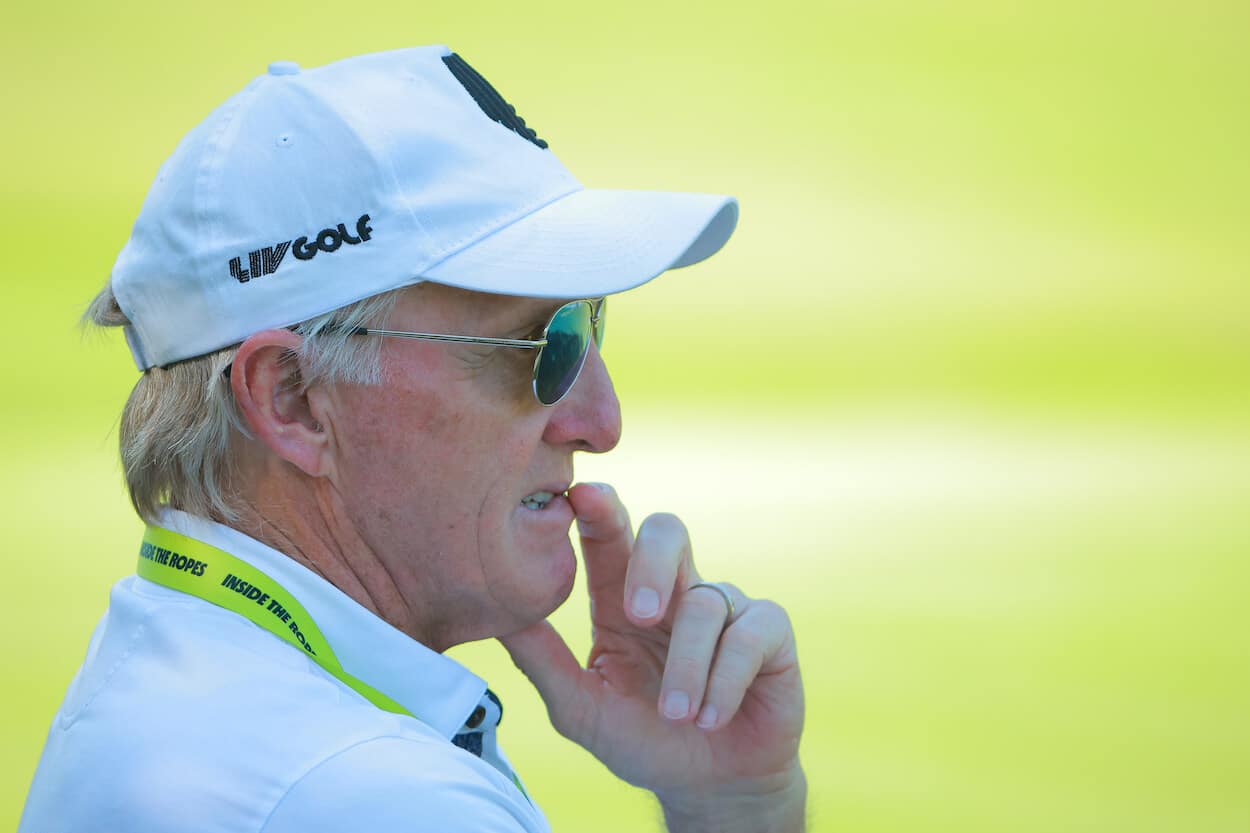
[499,483,806,832]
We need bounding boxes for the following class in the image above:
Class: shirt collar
[158,508,487,739]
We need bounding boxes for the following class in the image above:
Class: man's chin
[489,559,577,644]
[519,535,579,628]
[544,535,579,609]
[549,547,579,609]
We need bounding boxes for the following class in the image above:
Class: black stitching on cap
[442,53,549,150]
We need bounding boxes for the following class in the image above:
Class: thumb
[498,620,592,741]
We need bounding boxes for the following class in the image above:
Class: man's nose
[543,342,621,453]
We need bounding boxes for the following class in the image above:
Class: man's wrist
[657,760,807,833]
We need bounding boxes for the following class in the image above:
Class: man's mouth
[520,490,566,510]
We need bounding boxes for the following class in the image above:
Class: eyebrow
[495,300,564,337]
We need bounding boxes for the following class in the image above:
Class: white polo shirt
[20,510,550,833]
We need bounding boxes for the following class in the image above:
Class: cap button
[268,61,300,76]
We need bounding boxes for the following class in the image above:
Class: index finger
[568,482,634,599]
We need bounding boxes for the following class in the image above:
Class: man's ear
[231,330,332,478]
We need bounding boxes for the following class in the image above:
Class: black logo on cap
[229,213,373,283]
[442,53,549,149]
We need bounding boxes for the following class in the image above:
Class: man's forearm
[658,763,807,833]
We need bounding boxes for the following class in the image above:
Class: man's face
[320,283,621,651]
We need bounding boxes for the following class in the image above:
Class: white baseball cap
[110,45,739,369]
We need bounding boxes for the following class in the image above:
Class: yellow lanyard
[136,525,531,801]
[137,525,413,718]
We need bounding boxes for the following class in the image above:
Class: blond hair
[85,284,401,524]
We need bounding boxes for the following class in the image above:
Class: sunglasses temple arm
[354,327,546,348]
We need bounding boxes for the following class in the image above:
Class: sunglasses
[351,297,606,406]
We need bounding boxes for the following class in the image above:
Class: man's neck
[224,464,425,647]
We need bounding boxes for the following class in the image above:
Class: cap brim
[419,188,738,298]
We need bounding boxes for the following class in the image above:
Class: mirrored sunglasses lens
[534,302,592,405]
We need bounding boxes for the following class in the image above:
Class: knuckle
[725,621,767,657]
[739,596,784,626]
[757,598,793,631]
[666,653,706,681]
[576,501,630,542]
[603,501,630,535]
[707,664,745,695]
[756,596,783,616]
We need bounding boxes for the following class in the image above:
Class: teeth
[521,491,556,510]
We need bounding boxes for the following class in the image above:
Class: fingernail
[587,482,612,493]
[663,690,689,720]
[696,704,718,729]
[631,587,660,619]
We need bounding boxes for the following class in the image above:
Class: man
[21,45,806,832]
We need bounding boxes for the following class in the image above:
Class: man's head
[96,45,736,645]
[229,283,622,647]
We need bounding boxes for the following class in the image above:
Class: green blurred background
[3,2,1248,831]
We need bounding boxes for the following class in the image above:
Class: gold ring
[688,582,736,623]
